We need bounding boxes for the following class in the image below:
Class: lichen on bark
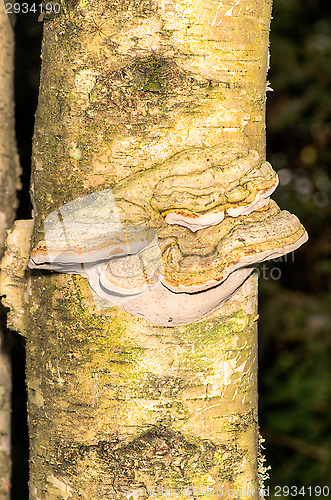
[3,0,276,498]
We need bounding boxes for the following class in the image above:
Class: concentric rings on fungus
[28,144,307,326]
[111,142,279,231]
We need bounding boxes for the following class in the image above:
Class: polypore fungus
[29,143,308,326]
[110,142,279,231]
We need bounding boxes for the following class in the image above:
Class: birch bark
[1,0,273,498]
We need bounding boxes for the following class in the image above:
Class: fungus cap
[28,186,307,326]
[108,142,279,231]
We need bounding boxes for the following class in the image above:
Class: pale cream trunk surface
[0,0,287,498]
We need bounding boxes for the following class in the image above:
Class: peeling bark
[1,0,275,498]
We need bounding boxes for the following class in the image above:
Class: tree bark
[0,2,20,498]
[1,0,273,498]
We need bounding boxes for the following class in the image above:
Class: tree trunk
[1,1,274,498]
[0,3,20,499]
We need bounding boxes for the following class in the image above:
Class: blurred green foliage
[260,0,331,491]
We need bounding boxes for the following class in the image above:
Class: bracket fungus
[110,142,279,231]
[29,143,307,326]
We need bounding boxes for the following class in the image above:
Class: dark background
[7,0,331,497]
